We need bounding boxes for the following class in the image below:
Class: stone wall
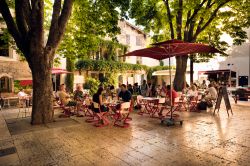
[0,60,31,80]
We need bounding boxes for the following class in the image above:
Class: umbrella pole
[54,74,56,91]
[169,57,173,120]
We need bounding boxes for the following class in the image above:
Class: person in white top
[205,84,218,101]
[17,89,28,99]
[200,80,207,89]
[187,84,198,97]
[17,89,30,106]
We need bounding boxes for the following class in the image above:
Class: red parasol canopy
[52,68,72,74]
[121,39,225,60]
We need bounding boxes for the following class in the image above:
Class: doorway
[238,76,248,87]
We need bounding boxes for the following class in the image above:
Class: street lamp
[227,63,234,87]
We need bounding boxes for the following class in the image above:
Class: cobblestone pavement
[0,100,250,166]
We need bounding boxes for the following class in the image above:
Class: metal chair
[17,98,30,119]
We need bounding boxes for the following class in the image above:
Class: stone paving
[0,99,250,166]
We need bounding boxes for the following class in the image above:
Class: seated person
[73,85,84,101]
[200,80,207,89]
[17,89,30,106]
[187,84,198,98]
[133,83,141,95]
[58,84,76,107]
[73,85,84,117]
[128,84,134,95]
[118,84,132,102]
[205,84,218,101]
[17,89,28,99]
[158,85,178,117]
[166,85,178,105]
[159,83,168,97]
[92,87,109,113]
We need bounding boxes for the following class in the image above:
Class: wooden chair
[114,101,132,128]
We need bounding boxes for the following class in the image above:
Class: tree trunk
[30,52,54,125]
[173,56,188,91]
[66,58,74,92]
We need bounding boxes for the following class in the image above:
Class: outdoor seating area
[0,1,249,165]
[46,78,236,130]
[0,96,250,165]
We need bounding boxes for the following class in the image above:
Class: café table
[3,96,19,108]
[140,97,161,117]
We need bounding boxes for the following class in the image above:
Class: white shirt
[18,91,27,97]
[187,90,198,97]
[208,87,217,98]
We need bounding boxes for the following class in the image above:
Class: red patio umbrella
[121,39,224,126]
[122,39,224,60]
[52,68,72,74]
[51,68,72,91]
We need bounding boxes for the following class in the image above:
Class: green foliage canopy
[75,59,148,73]
[129,0,250,62]
[57,0,130,60]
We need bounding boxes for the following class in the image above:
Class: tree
[58,0,130,59]
[57,0,129,89]
[0,0,73,124]
[129,0,250,90]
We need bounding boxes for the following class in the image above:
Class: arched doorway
[0,74,13,92]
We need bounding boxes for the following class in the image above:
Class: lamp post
[227,63,234,87]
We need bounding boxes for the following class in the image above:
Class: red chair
[114,101,132,128]
[92,102,110,127]
[190,95,202,112]
[82,98,93,117]
[164,97,181,118]
[148,99,161,118]
[57,99,74,118]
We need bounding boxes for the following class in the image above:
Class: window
[126,34,130,45]
[0,34,9,57]
[0,77,11,92]
[136,36,142,46]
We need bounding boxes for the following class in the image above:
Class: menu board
[214,86,233,116]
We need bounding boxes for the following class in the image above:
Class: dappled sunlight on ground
[0,99,250,165]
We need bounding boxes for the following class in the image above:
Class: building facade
[0,24,32,93]
[58,20,159,88]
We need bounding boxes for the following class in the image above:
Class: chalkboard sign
[214,86,233,116]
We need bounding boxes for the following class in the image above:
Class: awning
[20,80,32,86]
[52,68,72,74]
[198,70,236,75]
[152,70,190,76]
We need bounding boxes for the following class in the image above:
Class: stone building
[0,26,32,93]
[58,20,159,88]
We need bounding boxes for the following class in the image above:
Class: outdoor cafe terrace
[0,95,250,165]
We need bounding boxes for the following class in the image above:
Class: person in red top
[166,85,178,104]
[158,85,178,117]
